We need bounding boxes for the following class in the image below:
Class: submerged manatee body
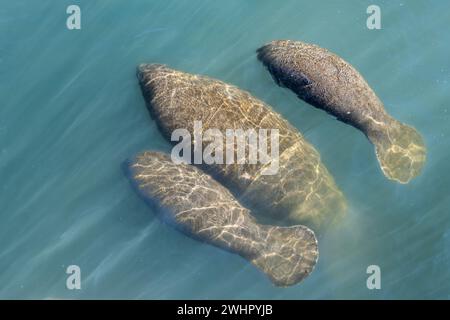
[127,151,318,286]
[137,64,346,229]
[257,40,426,184]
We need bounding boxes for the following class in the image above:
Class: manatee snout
[138,63,160,74]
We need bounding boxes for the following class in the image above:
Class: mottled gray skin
[127,151,318,286]
[257,40,426,184]
[137,64,346,230]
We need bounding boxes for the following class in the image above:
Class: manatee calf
[257,40,426,184]
[127,151,318,286]
[137,64,346,229]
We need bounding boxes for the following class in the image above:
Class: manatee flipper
[252,224,317,286]
[257,40,426,184]
[137,64,346,229]
[371,121,426,184]
[127,151,318,286]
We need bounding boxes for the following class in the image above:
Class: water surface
[0,0,449,299]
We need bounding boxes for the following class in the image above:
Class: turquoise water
[0,0,449,299]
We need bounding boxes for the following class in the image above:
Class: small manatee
[257,40,426,184]
[126,151,318,286]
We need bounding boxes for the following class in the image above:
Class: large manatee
[126,151,318,286]
[257,40,426,184]
[137,64,346,229]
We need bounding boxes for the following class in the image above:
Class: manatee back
[137,65,347,228]
[127,151,251,233]
[257,40,427,184]
[257,40,386,128]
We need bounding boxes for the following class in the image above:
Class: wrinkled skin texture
[257,40,426,184]
[137,64,346,229]
[127,151,318,286]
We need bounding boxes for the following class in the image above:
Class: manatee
[126,151,318,286]
[137,64,346,229]
[257,40,426,184]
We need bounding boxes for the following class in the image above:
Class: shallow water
[0,0,449,299]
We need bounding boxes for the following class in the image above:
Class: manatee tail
[370,121,426,184]
[251,225,318,287]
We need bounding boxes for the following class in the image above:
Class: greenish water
[0,0,449,299]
